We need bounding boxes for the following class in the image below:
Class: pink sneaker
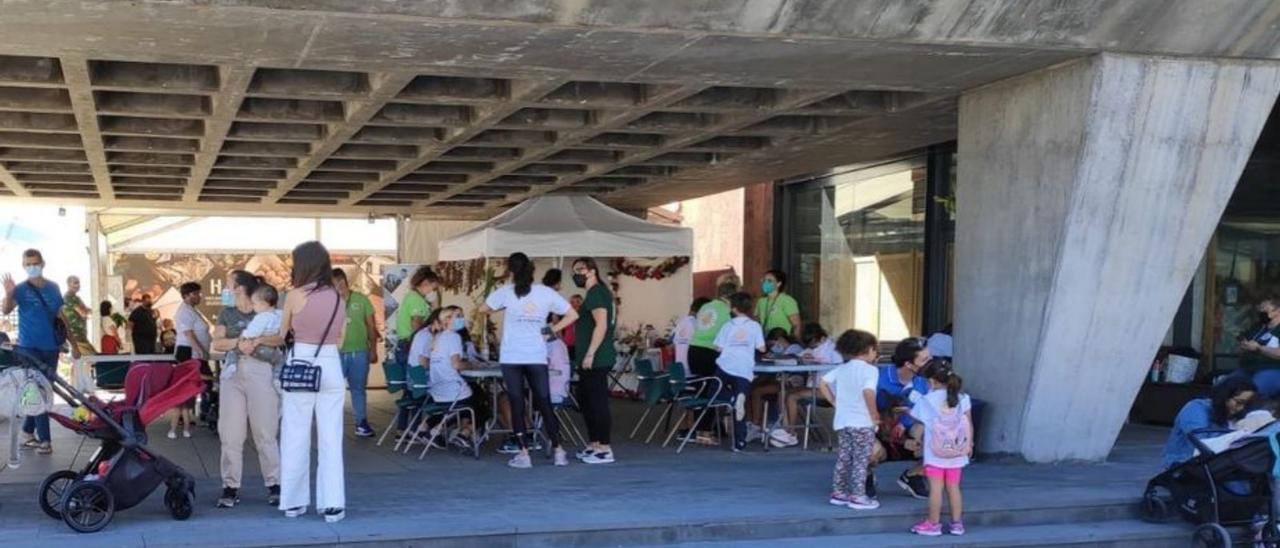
[948,521,966,536]
[911,520,943,536]
[828,493,851,507]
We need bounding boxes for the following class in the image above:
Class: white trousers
[278,343,345,511]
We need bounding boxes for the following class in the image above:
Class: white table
[755,362,836,452]
[79,353,176,365]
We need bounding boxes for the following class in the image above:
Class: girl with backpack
[907,360,972,537]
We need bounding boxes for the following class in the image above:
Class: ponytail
[920,358,963,408]
[945,370,963,409]
[508,252,534,298]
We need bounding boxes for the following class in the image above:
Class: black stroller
[1142,422,1280,547]
[4,348,205,533]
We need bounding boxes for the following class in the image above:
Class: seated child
[425,308,479,443]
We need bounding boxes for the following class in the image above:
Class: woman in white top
[426,308,477,438]
[673,297,708,373]
[479,252,578,469]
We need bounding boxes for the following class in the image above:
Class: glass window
[785,157,928,341]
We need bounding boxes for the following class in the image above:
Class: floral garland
[611,256,690,281]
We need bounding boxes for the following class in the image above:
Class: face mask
[762,280,776,295]
[451,317,467,332]
[24,265,41,279]
[572,273,588,288]
[220,288,235,306]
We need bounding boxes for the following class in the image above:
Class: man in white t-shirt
[713,292,766,452]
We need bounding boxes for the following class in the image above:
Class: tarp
[438,195,693,261]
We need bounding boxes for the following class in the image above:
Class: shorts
[924,465,963,486]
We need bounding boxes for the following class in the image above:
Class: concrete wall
[681,187,744,276]
[956,53,1280,462]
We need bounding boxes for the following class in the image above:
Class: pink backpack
[929,405,972,459]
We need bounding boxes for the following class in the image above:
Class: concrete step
[660,520,1192,548]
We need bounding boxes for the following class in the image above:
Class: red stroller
[15,349,206,533]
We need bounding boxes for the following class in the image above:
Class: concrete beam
[265,71,416,203]
[955,54,1280,462]
[60,56,113,200]
[185,66,255,202]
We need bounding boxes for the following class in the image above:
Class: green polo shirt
[755,292,800,334]
[396,290,430,341]
[690,298,731,350]
[341,291,374,352]
[573,284,617,369]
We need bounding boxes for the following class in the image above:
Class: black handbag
[29,283,68,349]
[278,292,339,393]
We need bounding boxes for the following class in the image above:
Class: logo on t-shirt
[732,328,749,343]
[697,309,718,329]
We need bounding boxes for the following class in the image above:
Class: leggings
[687,346,720,432]
[833,427,877,498]
[502,363,560,449]
[577,368,612,445]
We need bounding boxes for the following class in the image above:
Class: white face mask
[24,265,42,279]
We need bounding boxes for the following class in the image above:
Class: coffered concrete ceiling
[0,0,1273,218]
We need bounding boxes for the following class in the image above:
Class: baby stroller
[7,348,205,533]
[1141,422,1280,547]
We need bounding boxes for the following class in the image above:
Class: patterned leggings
[832,427,877,498]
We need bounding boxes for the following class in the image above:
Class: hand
[1242,340,1262,352]
[583,354,595,370]
[2,273,14,296]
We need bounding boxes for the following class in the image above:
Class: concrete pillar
[955,54,1280,462]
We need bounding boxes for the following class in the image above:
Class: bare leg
[749,382,778,425]
[785,388,812,425]
[497,397,512,430]
[927,475,944,524]
[947,483,963,523]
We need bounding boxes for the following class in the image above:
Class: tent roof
[437,195,692,261]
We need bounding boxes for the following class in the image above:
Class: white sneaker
[182,429,192,439]
[582,450,615,464]
[848,496,880,510]
[745,423,764,442]
[508,453,532,469]
[167,431,177,440]
[284,506,307,518]
[769,429,799,447]
[553,448,569,467]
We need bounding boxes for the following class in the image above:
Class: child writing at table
[819,329,881,510]
[713,292,766,452]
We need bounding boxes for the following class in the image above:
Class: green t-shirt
[755,292,800,335]
[691,299,731,350]
[396,290,430,341]
[574,284,616,369]
[341,291,374,352]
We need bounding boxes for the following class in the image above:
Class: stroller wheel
[38,470,79,520]
[164,484,195,521]
[1139,487,1174,523]
[1192,522,1232,548]
[60,481,114,533]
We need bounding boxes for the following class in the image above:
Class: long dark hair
[921,359,963,408]
[291,241,333,291]
[424,307,445,334]
[800,322,827,347]
[229,269,261,298]
[99,300,113,317]
[1210,376,1257,424]
[508,252,534,298]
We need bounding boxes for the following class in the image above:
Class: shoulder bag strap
[312,290,340,359]
[27,283,55,320]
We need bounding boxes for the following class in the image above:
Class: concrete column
[955,54,1280,462]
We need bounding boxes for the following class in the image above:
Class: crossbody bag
[28,284,68,349]
[278,292,339,393]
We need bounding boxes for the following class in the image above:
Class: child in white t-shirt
[713,292,765,452]
[424,308,478,445]
[547,333,571,405]
[818,329,881,511]
[673,297,709,374]
[224,285,282,380]
[907,361,973,537]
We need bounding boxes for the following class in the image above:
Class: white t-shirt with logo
[485,284,571,365]
[428,330,472,402]
[820,359,880,430]
[713,316,765,380]
[408,328,432,368]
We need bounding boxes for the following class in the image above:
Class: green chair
[662,364,733,453]
[627,358,670,441]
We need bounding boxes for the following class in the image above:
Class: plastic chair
[627,358,670,441]
[662,365,732,454]
[376,359,410,446]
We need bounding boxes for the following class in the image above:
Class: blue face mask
[24,265,42,279]
[452,317,467,332]
[220,288,235,306]
[762,280,776,295]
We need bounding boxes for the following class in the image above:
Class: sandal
[21,438,41,449]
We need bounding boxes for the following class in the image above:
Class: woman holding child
[213,270,282,509]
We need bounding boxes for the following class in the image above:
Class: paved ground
[0,390,1173,546]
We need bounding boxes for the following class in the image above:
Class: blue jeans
[19,347,58,442]
[340,350,370,425]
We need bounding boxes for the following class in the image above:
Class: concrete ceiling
[0,0,1273,218]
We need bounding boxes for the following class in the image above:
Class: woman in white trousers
[244,241,347,523]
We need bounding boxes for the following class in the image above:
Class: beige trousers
[218,354,281,489]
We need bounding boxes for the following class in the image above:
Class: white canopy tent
[437,195,693,334]
[438,195,692,261]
